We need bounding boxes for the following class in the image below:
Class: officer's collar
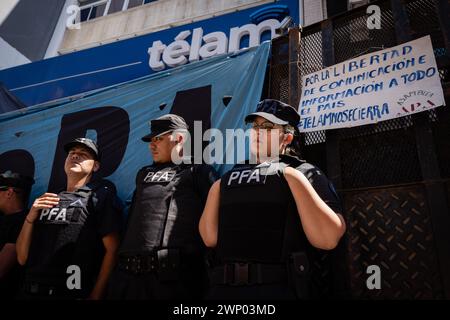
[76,184,92,192]
[279,154,305,167]
[73,179,104,193]
[150,159,194,169]
[151,161,177,168]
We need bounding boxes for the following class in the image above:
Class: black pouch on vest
[156,248,181,282]
[288,252,310,299]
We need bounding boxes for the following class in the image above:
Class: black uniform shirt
[0,210,26,250]
[25,180,123,294]
[281,154,343,215]
[0,210,26,298]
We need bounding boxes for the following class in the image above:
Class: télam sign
[148,19,280,71]
[0,0,298,107]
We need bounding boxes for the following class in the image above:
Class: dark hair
[284,125,302,158]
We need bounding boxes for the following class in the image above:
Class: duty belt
[23,280,71,297]
[210,262,288,286]
[118,254,158,274]
[118,248,181,277]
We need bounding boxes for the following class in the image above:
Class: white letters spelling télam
[148,19,281,71]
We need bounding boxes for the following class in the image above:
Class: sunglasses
[0,186,10,191]
[252,121,280,130]
[252,121,292,134]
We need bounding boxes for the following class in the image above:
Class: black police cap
[244,99,300,127]
[141,114,189,142]
[63,138,100,160]
[0,170,35,190]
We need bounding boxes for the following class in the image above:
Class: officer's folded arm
[283,167,346,250]
[199,180,221,248]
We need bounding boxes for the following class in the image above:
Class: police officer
[108,114,218,300]
[0,171,34,299]
[199,99,346,299]
[16,138,123,299]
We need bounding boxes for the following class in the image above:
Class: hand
[27,193,60,223]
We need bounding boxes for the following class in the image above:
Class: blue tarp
[0,42,271,204]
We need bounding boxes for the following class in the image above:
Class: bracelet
[25,217,34,224]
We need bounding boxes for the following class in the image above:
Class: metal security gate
[268,0,450,299]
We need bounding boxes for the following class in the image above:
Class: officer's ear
[175,131,185,144]
[93,161,100,172]
[282,132,294,146]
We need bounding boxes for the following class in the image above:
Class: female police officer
[199,99,346,299]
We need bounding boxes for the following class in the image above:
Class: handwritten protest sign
[298,36,445,132]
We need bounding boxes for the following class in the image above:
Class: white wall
[45,0,78,58]
[0,37,30,70]
[0,0,20,25]
[59,0,273,53]
[300,0,326,27]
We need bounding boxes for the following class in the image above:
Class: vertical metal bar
[321,19,351,300]
[436,0,450,54]
[391,0,450,298]
[122,0,130,11]
[321,20,334,67]
[267,45,272,100]
[288,27,300,109]
[103,0,111,16]
[390,0,413,41]
[321,19,342,189]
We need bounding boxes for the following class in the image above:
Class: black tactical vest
[217,160,308,264]
[119,163,204,255]
[26,188,96,284]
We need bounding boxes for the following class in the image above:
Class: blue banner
[0,0,297,107]
[0,42,270,205]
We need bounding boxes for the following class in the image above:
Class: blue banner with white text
[0,42,270,205]
[0,0,297,107]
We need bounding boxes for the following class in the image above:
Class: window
[108,0,126,14]
[78,0,157,22]
[128,0,156,9]
[79,0,108,22]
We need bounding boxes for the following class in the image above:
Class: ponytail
[284,126,302,158]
